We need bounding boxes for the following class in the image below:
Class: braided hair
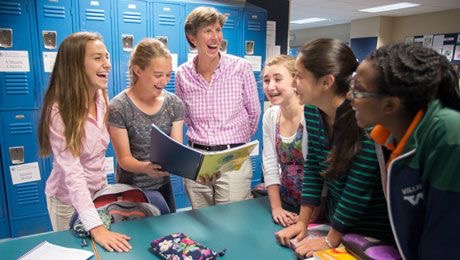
[366,43,460,114]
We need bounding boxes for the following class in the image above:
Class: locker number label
[10,162,41,185]
[0,50,30,72]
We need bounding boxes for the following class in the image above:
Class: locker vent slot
[223,18,235,30]
[10,122,33,135]
[158,14,175,26]
[123,11,141,23]
[5,73,29,95]
[85,8,105,21]
[165,72,175,93]
[0,2,21,16]
[248,21,261,32]
[43,5,66,18]
[125,70,130,87]
[17,183,39,205]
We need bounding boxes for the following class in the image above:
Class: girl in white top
[262,55,308,227]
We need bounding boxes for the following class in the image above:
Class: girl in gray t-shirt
[108,38,184,213]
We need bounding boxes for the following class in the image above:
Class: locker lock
[43,31,57,49]
[245,41,254,55]
[122,34,134,51]
[156,36,168,48]
[220,39,228,53]
[0,28,12,48]
[9,146,24,164]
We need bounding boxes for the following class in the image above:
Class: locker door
[243,8,266,186]
[76,0,115,98]
[0,147,10,239]
[213,6,240,56]
[0,0,36,109]
[116,0,148,92]
[77,0,117,182]
[153,1,184,93]
[35,0,74,102]
[0,110,51,237]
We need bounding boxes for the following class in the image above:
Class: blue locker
[185,3,241,56]
[153,1,184,93]
[114,0,148,93]
[0,0,37,109]
[0,110,51,237]
[242,6,266,186]
[76,0,117,182]
[0,150,10,239]
[35,0,75,103]
[76,0,116,98]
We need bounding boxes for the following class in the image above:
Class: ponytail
[438,64,460,111]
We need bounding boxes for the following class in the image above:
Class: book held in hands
[150,123,258,181]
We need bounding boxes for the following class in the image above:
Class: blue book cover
[149,124,258,180]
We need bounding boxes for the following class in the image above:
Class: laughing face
[188,21,223,59]
[134,56,172,96]
[84,39,111,92]
[294,55,322,106]
[263,64,296,106]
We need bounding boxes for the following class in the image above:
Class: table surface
[0,197,296,259]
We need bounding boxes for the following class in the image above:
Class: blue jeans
[144,182,176,214]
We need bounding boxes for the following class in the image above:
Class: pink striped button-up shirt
[175,53,261,145]
[45,91,109,231]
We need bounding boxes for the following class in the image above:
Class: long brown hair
[38,32,108,157]
[298,38,360,179]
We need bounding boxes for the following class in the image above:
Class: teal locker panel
[76,0,116,98]
[0,148,11,239]
[0,0,37,109]
[115,0,148,93]
[0,110,51,237]
[35,0,74,104]
[153,1,184,93]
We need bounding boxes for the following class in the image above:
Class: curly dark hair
[366,43,460,114]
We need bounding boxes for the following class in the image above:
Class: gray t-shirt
[109,90,185,190]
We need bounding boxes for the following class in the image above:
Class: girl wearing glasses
[350,43,460,259]
[275,38,392,258]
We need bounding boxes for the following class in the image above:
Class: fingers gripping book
[149,124,258,181]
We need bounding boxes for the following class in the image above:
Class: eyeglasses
[348,85,385,99]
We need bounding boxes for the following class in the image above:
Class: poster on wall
[423,35,433,48]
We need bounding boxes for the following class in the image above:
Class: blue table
[0,197,295,259]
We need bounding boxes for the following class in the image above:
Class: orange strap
[370,110,424,167]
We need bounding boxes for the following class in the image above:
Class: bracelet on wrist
[324,236,334,248]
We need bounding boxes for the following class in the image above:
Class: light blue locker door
[0,0,37,109]
[76,0,116,182]
[212,6,240,56]
[0,110,51,237]
[153,1,184,93]
[185,4,240,57]
[116,0,148,92]
[35,0,74,102]
[243,8,266,186]
[0,150,11,239]
[76,0,115,98]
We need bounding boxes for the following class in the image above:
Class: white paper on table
[18,241,93,260]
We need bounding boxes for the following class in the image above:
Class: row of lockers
[0,0,267,238]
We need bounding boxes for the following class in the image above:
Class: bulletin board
[405,32,460,66]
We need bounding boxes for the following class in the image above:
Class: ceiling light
[290,18,328,24]
[359,2,420,13]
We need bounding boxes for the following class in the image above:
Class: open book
[150,124,258,181]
